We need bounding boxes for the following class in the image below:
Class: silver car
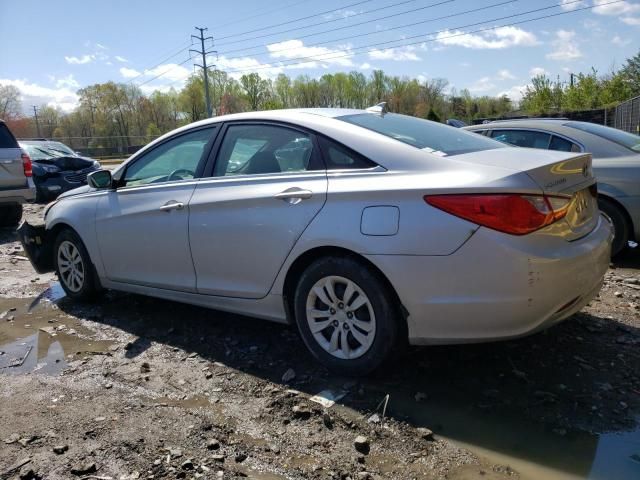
[18,108,612,375]
[464,119,640,256]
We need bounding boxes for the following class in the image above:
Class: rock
[140,362,151,373]
[234,452,247,463]
[622,278,640,285]
[181,459,194,470]
[205,371,213,379]
[367,413,381,424]
[292,405,312,420]
[104,383,113,389]
[19,466,38,480]
[356,473,371,480]
[323,413,333,429]
[169,447,183,457]
[94,416,106,422]
[211,454,225,462]
[614,291,623,298]
[18,436,37,447]
[414,392,428,402]
[52,445,68,454]
[70,462,97,475]
[281,368,296,383]
[416,427,434,441]
[3,433,20,444]
[354,435,370,454]
[206,439,220,450]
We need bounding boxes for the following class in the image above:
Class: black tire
[293,256,402,376]
[598,197,629,257]
[53,229,100,301]
[0,203,23,227]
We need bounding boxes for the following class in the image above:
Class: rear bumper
[17,221,54,274]
[366,215,613,345]
[0,179,36,204]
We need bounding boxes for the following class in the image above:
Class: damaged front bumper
[17,221,54,273]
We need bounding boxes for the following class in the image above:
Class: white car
[18,107,612,375]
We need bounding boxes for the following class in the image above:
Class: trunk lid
[455,148,598,240]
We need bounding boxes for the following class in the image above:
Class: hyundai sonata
[18,107,612,375]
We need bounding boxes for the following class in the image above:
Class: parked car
[18,140,101,202]
[18,108,611,374]
[464,119,640,256]
[446,118,467,128]
[0,120,36,227]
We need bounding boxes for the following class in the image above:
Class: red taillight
[424,193,570,235]
[21,152,32,177]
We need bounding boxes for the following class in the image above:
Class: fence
[612,95,640,135]
[18,135,161,160]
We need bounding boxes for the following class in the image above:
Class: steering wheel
[167,168,195,181]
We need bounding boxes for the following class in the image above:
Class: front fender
[17,221,54,273]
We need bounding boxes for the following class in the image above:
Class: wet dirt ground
[1,204,639,480]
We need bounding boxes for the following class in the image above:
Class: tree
[240,73,270,110]
[0,85,22,120]
[619,49,640,97]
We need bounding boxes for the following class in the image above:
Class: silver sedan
[18,108,612,375]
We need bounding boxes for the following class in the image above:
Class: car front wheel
[54,229,99,300]
[293,256,402,376]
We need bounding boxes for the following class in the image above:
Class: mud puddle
[0,286,113,375]
[380,389,640,480]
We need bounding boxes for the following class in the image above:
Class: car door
[189,122,327,298]
[95,126,217,292]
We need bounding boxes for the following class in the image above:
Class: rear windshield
[0,123,18,148]
[338,113,505,156]
[564,122,640,153]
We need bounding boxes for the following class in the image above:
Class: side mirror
[87,170,112,189]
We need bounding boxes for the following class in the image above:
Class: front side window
[123,127,214,187]
[491,130,551,149]
[214,124,313,176]
[338,113,504,156]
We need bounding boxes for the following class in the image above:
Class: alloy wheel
[305,275,376,360]
[57,240,85,293]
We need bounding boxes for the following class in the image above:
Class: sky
[0,0,638,113]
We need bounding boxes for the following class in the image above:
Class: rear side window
[491,130,551,149]
[0,123,18,148]
[565,121,640,153]
[549,135,581,152]
[318,136,377,170]
[338,113,504,156]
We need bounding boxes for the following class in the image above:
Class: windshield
[338,113,505,156]
[20,143,64,160]
[564,122,640,153]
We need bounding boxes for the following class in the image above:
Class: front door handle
[274,188,313,203]
[159,201,184,212]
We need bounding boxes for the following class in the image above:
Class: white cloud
[0,78,79,112]
[529,66,549,77]
[115,55,129,63]
[497,84,528,102]
[559,0,585,11]
[266,39,354,67]
[612,35,632,45]
[143,63,191,83]
[621,16,640,25]
[592,0,640,15]
[546,30,582,61]
[217,56,284,80]
[368,45,422,61]
[95,43,108,50]
[497,69,515,80]
[53,74,79,89]
[360,62,372,70]
[65,54,95,64]
[120,67,141,78]
[434,26,538,49]
[468,77,495,93]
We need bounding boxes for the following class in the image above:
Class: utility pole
[191,27,217,118]
[570,73,576,88]
[32,106,42,138]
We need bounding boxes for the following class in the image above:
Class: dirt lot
[1,204,639,480]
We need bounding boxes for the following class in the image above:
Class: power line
[219,0,513,60]
[216,0,374,41]
[126,42,193,84]
[135,57,193,87]
[219,0,622,75]
[216,0,454,49]
[215,0,315,31]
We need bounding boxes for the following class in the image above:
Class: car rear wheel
[0,203,23,227]
[293,256,402,376]
[54,229,99,300]
[598,198,629,257]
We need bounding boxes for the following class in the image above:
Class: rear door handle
[159,201,184,212]
[274,188,313,202]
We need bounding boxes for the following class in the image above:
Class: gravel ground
[0,203,638,480]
